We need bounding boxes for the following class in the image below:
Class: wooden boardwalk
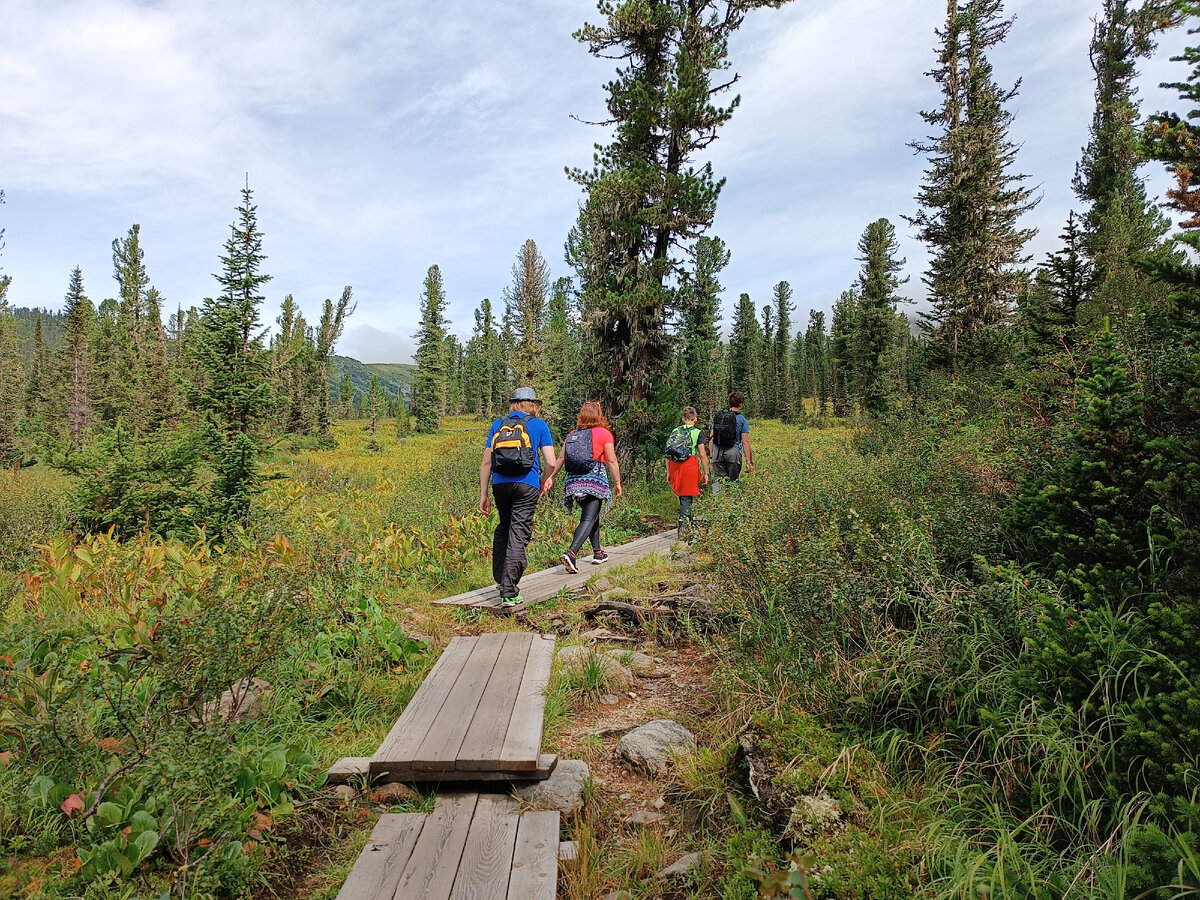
[434,530,676,614]
[369,633,556,782]
[336,793,559,900]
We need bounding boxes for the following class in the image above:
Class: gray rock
[516,759,590,815]
[603,648,656,675]
[333,785,357,802]
[590,577,613,593]
[599,694,621,705]
[627,809,667,826]
[615,720,697,776]
[597,587,632,603]
[199,677,272,725]
[556,646,634,691]
[656,852,702,880]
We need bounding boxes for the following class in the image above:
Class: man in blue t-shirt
[708,391,753,493]
[479,387,557,605]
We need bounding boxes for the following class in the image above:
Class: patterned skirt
[565,459,611,500]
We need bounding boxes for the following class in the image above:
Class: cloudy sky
[0,0,1192,362]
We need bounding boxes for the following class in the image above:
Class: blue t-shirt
[710,412,750,451]
[485,412,554,489]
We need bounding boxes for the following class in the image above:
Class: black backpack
[563,428,595,475]
[490,415,536,475]
[711,409,740,449]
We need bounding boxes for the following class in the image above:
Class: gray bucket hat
[510,386,541,403]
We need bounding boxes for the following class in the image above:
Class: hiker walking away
[664,407,710,540]
[480,387,557,606]
[542,401,622,574]
[708,391,753,493]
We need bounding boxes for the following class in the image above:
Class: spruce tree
[111,224,151,429]
[193,183,273,528]
[853,218,909,415]
[1073,0,1176,324]
[24,312,48,424]
[411,264,449,433]
[803,310,830,419]
[566,0,785,457]
[57,267,96,450]
[906,0,1037,371]
[503,240,550,393]
[1023,212,1095,355]
[542,278,576,413]
[366,374,382,451]
[727,292,761,411]
[772,280,795,422]
[758,304,775,418]
[830,289,857,415]
[678,237,729,425]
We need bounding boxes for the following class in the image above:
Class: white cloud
[1,0,1195,358]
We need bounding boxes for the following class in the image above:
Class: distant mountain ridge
[331,355,415,400]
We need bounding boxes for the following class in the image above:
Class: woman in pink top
[541,401,622,573]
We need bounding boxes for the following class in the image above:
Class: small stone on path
[627,809,667,826]
[656,852,702,880]
[599,694,620,705]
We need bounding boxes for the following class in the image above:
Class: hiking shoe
[590,550,609,565]
[561,549,578,574]
[500,594,523,607]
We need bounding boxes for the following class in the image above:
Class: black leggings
[568,496,603,554]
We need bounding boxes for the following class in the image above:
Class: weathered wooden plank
[455,634,534,770]
[410,634,506,772]
[370,637,476,779]
[506,810,560,900]
[400,754,557,783]
[446,794,522,900]
[325,757,371,785]
[433,531,676,608]
[498,634,556,771]
[335,813,425,900]
[394,793,479,899]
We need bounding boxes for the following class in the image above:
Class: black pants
[678,495,695,524]
[492,482,540,598]
[568,496,603,555]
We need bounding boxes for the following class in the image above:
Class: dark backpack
[563,428,595,475]
[712,409,740,449]
[664,425,696,462]
[490,415,536,475]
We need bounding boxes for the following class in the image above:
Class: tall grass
[705,416,1200,898]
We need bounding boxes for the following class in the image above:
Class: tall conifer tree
[907,0,1037,371]
[1074,0,1177,324]
[853,218,909,414]
[503,240,551,394]
[412,265,449,433]
[58,267,96,450]
[678,237,729,424]
[193,183,273,527]
[772,280,795,421]
[566,0,785,456]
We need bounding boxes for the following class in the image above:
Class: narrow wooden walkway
[336,792,559,900]
[368,633,557,783]
[434,530,676,614]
